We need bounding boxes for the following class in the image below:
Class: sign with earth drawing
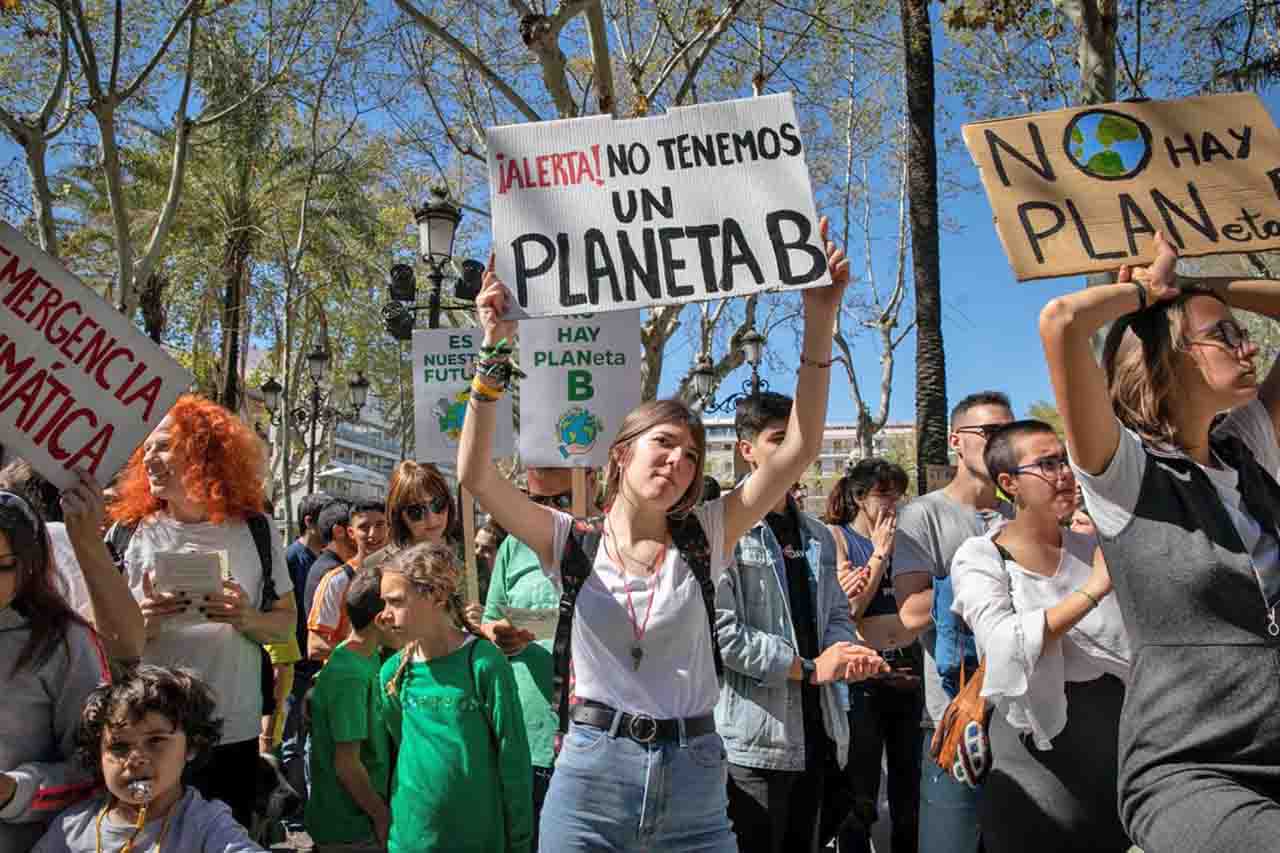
[486,93,831,318]
[518,311,642,468]
[963,92,1280,280]
[412,328,513,465]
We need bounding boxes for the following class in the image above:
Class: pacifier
[126,779,155,804]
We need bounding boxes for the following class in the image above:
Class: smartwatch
[800,657,817,684]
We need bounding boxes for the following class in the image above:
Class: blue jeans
[539,722,738,852]
[918,727,981,853]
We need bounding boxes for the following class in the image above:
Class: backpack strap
[245,513,277,613]
[552,516,604,735]
[669,513,724,681]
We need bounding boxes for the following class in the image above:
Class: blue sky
[660,84,1280,426]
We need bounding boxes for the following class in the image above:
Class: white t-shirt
[122,513,292,745]
[1074,400,1280,591]
[48,523,94,624]
[548,499,731,719]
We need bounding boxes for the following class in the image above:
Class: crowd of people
[2,226,1280,853]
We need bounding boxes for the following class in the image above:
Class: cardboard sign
[412,328,513,465]
[963,93,1280,280]
[0,224,192,489]
[518,311,642,467]
[487,93,831,318]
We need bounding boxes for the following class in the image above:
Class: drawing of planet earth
[1065,110,1150,180]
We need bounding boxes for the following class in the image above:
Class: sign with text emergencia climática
[412,328,513,465]
[0,224,193,489]
[963,92,1280,280]
[518,311,642,468]
[487,93,831,318]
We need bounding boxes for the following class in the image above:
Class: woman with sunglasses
[949,420,1130,853]
[1040,232,1280,852]
[0,485,112,853]
[365,462,459,573]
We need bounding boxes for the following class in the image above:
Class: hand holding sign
[1131,231,1181,303]
[801,216,851,316]
[478,256,519,347]
[140,571,189,640]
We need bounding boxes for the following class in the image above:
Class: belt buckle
[627,713,658,744]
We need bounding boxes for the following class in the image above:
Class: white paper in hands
[152,550,226,629]
[500,605,559,642]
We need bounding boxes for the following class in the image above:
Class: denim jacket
[714,494,856,771]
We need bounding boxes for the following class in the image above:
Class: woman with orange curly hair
[108,395,296,829]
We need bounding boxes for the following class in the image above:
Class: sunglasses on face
[403,495,450,522]
[1011,453,1072,481]
[0,555,17,573]
[1188,319,1251,358]
[529,492,573,510]
[954,423,1006,441]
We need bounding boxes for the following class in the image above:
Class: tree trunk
[24,135,58,258]
[901,0,948,495]
[139,272,167,343]
[93,105,138,317]
[219,226,252,412]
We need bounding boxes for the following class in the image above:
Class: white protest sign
[412,328,513,464]
[518,311,642,468]
[487,93,830,318]
[0,224,192,489]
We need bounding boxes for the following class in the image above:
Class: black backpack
[551,513,723,734]
[106,512,279,613]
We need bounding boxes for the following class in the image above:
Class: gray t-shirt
[34,788,264,853]
[892,489,1010,726]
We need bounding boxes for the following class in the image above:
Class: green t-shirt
[482,535,559,768]
[379,637,533,853]
[304,641,391,844]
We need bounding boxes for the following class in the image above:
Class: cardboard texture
[517,311,642,468]
[0,224,193,489]
[411,328,514,465]
[487,93,831,317]
[963,93,1280,280]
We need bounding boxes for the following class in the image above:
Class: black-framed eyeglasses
[1188,319,1251,358]
[1011,453,1072,481]
[954,424,1006,441]
[530,491,573,510]
[403,495,450,521]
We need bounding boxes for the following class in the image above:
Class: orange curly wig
[108,394,267,526]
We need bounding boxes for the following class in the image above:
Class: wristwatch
[800,657,817,684]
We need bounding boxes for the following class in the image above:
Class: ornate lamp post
[261,346,370,494]
[691,327,768,413]
[381,187,483,342]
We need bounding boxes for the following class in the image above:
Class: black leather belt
[571,700,716,745]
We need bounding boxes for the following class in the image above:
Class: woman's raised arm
[1038,233,1179,475]
[456,266,559,570]
[722,217,849,551]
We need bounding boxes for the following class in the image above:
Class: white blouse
[950,525,1130,750]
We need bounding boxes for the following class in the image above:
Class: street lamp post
[260,346,370,494]
[691,326,769,413]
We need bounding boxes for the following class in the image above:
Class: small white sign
[0,224,193,489]
[412,328,514,465]
[151,550,224,629]
[487,93,830,318]
[500,604,559,642]
[518,312,642,468]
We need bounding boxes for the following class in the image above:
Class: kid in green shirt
[305,569,400,850]
[379,542,533,853]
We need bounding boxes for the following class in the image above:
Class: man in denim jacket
[716,392,886,853]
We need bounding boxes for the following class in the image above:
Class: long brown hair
[1,491,88,676]
[601,399,707,518]
[385,461,458,547]
[1102,291,1225,449]
[381,542,479,699]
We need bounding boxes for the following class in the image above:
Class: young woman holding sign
[458,218,887,852]
[1040,232,1280,853]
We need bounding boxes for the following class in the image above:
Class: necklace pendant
[631,645,643,670]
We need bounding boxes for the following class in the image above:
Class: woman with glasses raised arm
[1039,232,1280,853]
[950,420,1130,853]
[458,219,886,852]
